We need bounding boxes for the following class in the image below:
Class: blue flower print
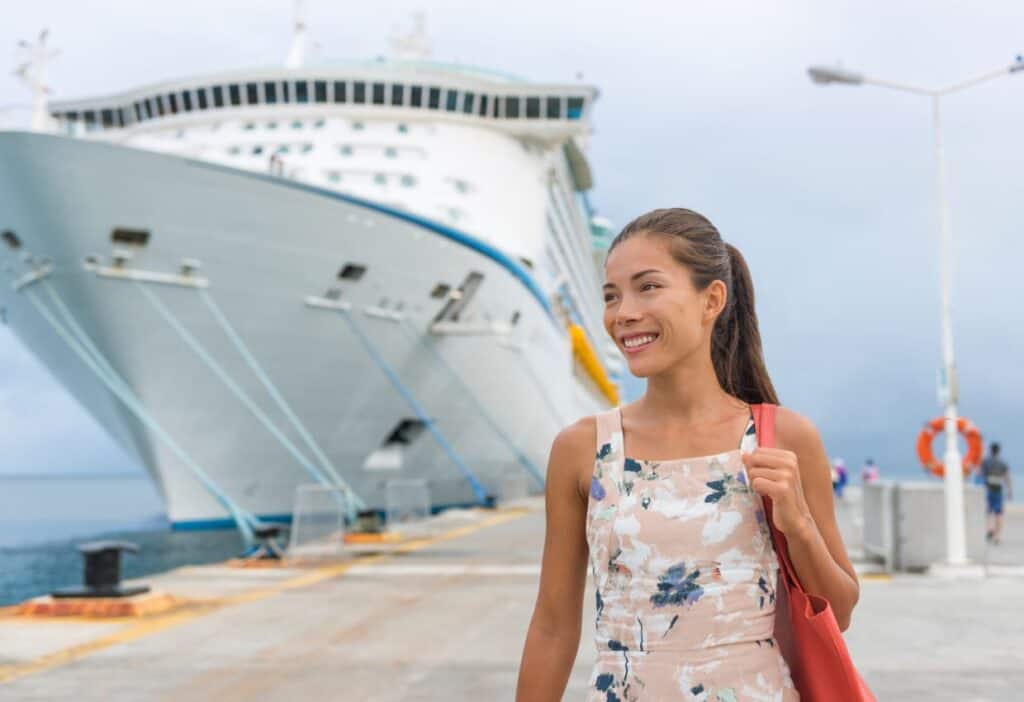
[650,563,704,608]
[591,477,607,501]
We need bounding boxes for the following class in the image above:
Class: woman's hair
[607,207,779,405]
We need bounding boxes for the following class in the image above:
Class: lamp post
[808,56,1024,568]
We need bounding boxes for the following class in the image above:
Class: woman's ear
[703,279,728,325]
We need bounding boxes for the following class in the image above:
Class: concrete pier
[1,498,1022,701]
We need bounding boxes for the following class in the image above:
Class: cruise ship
[0,17,623,537]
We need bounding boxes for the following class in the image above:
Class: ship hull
[0,132,606,527]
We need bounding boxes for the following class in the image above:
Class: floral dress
[585,406,799,702]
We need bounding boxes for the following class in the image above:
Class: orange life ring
[916,417,983,478]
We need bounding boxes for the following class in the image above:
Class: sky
[1,1,1022,485]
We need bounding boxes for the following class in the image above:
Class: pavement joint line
[0,506,532,687]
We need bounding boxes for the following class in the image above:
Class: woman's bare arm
[776,407,861,632]
[515,418,593,702]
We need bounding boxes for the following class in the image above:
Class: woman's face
[602,234,724,377]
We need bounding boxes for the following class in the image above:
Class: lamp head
[807,65,864,86]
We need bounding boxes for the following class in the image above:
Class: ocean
[0,474,244,606]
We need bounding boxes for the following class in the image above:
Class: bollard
[51,540,150,598]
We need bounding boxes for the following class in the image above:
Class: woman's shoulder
[772,404,823,453]
[548,414,601,498]
[551,413,600,459]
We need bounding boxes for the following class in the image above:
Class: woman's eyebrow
[602,269,663,290]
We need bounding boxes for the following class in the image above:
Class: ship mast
[14,29,59,132]
[389,11,432,60]
[284,0,308,68]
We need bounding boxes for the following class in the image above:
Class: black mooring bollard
[51,540,150,598]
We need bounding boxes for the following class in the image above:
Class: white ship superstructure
[0,28,623,533]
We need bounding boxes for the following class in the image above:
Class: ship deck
[1,493,1022,701]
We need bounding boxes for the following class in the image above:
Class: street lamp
[808,55,1024,570]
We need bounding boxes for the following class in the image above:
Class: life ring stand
[916,416,983,478]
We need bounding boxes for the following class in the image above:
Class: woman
[515,209,860,701]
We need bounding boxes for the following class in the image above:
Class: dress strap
[594,407,624,466]
[739,408,758,453]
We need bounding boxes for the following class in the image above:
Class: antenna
[285,0,308,68]
[389,11,432,60]
[14,28,59,132]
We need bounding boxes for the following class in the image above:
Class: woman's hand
[742,448,815,540]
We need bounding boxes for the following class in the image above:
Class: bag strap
[751,403,805,594]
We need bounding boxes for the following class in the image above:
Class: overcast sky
[2,1,1022,482]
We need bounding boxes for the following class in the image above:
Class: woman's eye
[641,283,658,291]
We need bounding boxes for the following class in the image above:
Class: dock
[1,496,1022,701]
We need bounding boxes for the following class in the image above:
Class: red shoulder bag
[751,403,876,702]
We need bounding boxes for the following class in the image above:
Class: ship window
[252,145,264,155]
[384,147,397,158]
[430,283,450,299]
[264,81,277,104]
[281,81,291,103]
[478,94,489,117]
[116,109,126,127]
[168,94,180,114]
[400,174,416,187]
[144,99,154,119]
[267,121,278,129]
[452,179,469,194]
[526,97,541,119]
[567,97,585,119]
[391,84,404,106]
[333,81,347,103]
[243,122,256,130]
[518,257,534,270]
[197,89,209,110]
[338,263,366,281]
[245,82,258,105]
[504,97,520,118]
[276,144,289,154]
[2,230,22,249]
[383,418,425,447]
[511,310,521,325]
[327,171,341,183]
[314,80,327,103]
[313,118,325,129]
[445,90,458,112]
[301,143,313,153]
[182,91,193,111]
[227,146,241,155]
[397,123,408,133]
[372,82,385,105]
[213,86,225,107]
[296,81,309,103]
[156,97,166,116]
[134,103,143,121]
[410,85,423,107]
[546,96,560,119]
[228,84,241,106]
[462,91,475,114]
[111,228,150,246]
[491,95,500,118]
[353,82,366,104]
[352,121,365,130]
[373,173,387,185]
[339,145,353,156]
[291,120,303,129]
[427,86,441,109]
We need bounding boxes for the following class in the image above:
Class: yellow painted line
[859,573,893,582]
[0,507,532,686]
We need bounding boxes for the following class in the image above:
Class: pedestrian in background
[981,442,1013,545]
[861,458,880,485]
